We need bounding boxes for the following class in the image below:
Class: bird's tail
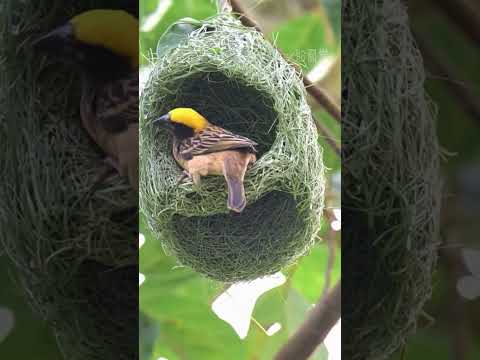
[223,157,247,213]
[225,176,246,213]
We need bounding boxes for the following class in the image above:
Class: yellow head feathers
[169,108,209,131]
[71,10,139,68]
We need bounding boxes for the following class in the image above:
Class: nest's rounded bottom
[166,191,310,282]
[32,261,138,360]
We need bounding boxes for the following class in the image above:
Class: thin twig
[313,114,341,156]
[323,236,336,296]
[227,0,342,126]
[304,77,342,122]
[414,29,480,127]
[227,0,262,32]
[322,208,338,297]
[274,281,341,360]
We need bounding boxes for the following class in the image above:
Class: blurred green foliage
[140,213,339,360]
[140,0,216,65]
[0,258,62,359]
[271,13,333,72]
[412,9,480,172]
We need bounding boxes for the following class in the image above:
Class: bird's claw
[176,170,191,185]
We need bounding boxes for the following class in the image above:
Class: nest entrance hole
[165,70,278,156]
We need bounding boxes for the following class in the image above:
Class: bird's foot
[176,170,191,185]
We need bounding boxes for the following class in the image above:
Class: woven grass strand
[140,14,325,282]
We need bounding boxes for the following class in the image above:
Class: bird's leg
[191,173,201,186]
[190,173,202,192]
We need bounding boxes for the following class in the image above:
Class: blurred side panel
[0,1,139,359]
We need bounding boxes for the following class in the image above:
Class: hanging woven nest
[342,0,441,359]
[0,1,137,359]
[141,15,325,282]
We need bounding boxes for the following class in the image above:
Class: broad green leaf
[153,341,180,360]
[156,18,203,61]
[155,319,245,360]
[285,289,328,360]
[140,215,244,360]
[291,244,341,303]
[271,13,335,72]
[245,288,289,360]
[244,287,329,360]
[140,0,217,65]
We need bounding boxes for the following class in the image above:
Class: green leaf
[156,18,203,60]
[285,289,328,360]
[271,13,335,72]
[291,244,341,304]
[140,215,245,360]
[242,282,333,360]
[244,288,289,360]
[140,0,217,65]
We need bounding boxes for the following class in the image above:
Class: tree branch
[322,209,338,297]
[274,280,341,360]
[304,77,342,123]
[226,0,342,126]
[434,0,480,46]
[228,0,263,32]
[414,29,480,127]
[313,114,341,156]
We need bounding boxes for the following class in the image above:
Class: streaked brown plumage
[34,10,139,191]
[156,108,257,213]
[81,74,138,191]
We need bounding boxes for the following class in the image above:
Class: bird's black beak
[33,23,74,53]
[152,114,174,132]
[153,114,171,124]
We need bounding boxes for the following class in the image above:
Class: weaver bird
[155,108,257,213]
[34,9,139,191]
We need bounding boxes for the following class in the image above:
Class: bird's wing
[179,126,258,159]
[95,74,139,133]
[79,74,139,190]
